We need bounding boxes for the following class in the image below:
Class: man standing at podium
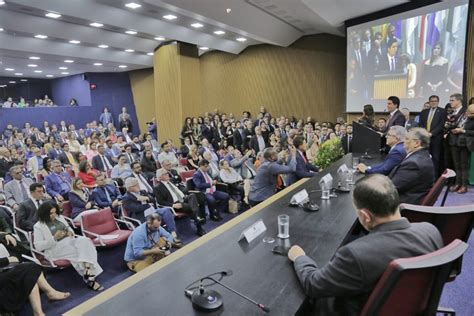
[383,96,406,133]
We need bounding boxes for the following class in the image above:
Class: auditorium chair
[400,203,474,281]
[28,232,72,269]
[179,158,189,169]
[60,200,81,229]
[421,169,456,206]
[119,204,141,228]
[360,239,468,316]
[179,170,195,184]
[36,174,44,183]
[80,208,132,247]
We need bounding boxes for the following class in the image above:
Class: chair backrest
[360,239,468,316]
[180,170,195,183]
[36,174,44,183]
[81,208,117,236]
[179,158,188,167]
[61,201,72,218]
[421,169,455,206]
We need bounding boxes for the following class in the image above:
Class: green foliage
[314,137,344,170]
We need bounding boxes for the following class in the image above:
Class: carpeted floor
[20,189,474,316]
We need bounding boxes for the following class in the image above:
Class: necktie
[138,174,152,193]
[128,153,134,163]
[427,109,435,131]
[167,182,184,203]
[103,187,112,203]
[203,171,215,193]
[101,155,111,170]
[391,58,395,71]
[36,200,41,209]
[19,180,28,201]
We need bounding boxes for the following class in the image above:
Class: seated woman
[187,145,200,170]
[84,141,98,161]
[33,201,104,291]
[69,177,98,221]
[140,149,157,180]
[219,160,250,204]
[37,157,52,181]
[77,160,99,189]
[111,154,132,179]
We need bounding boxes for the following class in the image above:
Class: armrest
[81,229,105,246]
[115,218,135,230]
[400,203,474,215]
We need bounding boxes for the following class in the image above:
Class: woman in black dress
[140,149,157,180]
[358,104,375,129]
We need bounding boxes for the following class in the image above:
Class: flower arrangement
[314,137,344,170]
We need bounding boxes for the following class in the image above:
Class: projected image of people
[346,1,469,112]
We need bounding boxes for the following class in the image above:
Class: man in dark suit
[358,126,407,175]
[47,142,63,160]
[57,144,76,167]
[154,168,205,236]
[400,108,418,131]
[389,128,435,204]
[418,95,447,177]
[340,124,353,154]
[248,126,268,154]
[232,121,244,152]
[379,38,402,73]
[383,96,406,133]
[91,173,122,213]
[287,174,442,316]
[17,183,47,231]
[92,144,115,173]
[287,136,318,185]
[123,144,138,165]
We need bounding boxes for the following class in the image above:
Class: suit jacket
[58,152,76,166]
[44,172,72,198]
[293,218,442,316]
[18,198,47,231]
[404,119,418,131]
[92,184,121,209]
[340,134,353,154]
[447,108,468,147]
[153,182,189,208]
[230,156,257,179]
[287,152,318,185]
[121,192,149,222]
[419,107,446,138]
[232,129,244,151]
[242,129,254,151]
[366,142,406,175]
[192,170,213,193]
[48,148,63,160]
[92,154,115,172]
[248,135,268,154]
[4,177,34,208]
[378,54,402,73]
[0,157,14,178]
[69,190,94,218]
[389,149,434,204]
[385,109,406,132]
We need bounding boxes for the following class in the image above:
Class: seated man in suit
[44,160,72,202]
[92,144,115,174]
[4,165,35,210]
[47,142,63,160]
[192,160,229,221]
[17,182,49,232]
[91,173,122,214]
[121,177,182,245]
[154,168,205,236]
[357,126,407,175]
[228,148,257,180]
[287,136,318,185]
[160,159,185,190]
[389,128,435,204]
[123,144,138,165]
[288,174,443,316]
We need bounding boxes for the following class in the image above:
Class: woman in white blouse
[33,201,104,291]
[219,160,251,204]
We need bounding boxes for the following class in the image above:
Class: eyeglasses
[387,133,396,137]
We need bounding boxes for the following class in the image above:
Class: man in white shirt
[158,142,178,168]
[131,162,154,194]
[27,147,44,178]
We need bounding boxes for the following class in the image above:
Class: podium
[373,72,407,99]
[352,121,382,155]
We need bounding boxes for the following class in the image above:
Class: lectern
[352,121,382,155]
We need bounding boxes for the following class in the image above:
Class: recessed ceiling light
[9,81,16,84]
[93,63,103,66]
[98,44,109,48]
[118,65,128,68]
[191,23,203,28]
[125,2,141,9]
[154,36,165,41]
[20,79,28,82]
[5,68,14,71]
[200,47,209,50]
[163,14,177,20]
[147,52,154,56]
[14,73,23,76]
[236,37,247,42]
[34,34,48,39]
[214,30,225,35]
[46,75,54,78]
[0,85,7,88]
[90,22,103,27]
[61,72,69,75]
[45,12,61,19]
[29,56,40,60]
[69,40,81,44]
[58,67,68,70]
[34,70,43,73]
[0,28,3,32]
[0,1,5,5]
[27,64,38,67]
[125,49,134,52]
[64,60,74,63]
[125,30,137,35]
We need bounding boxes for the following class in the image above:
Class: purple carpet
[20,190,474,316]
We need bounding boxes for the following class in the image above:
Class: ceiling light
[45,12,61,19]
[29,56,40,60]
[163,14,177,20]
[118,65,128,68]
[154,36,165,41]
[69,40,81,44]
[34,70,43,73]
[125,2,141,9]
[0,28,3,32]
[0,1,5,5]
[9,81,16,84]
[147,52,154,56]
[125,30,137,35]
[0,85,7,88]
[20,79,28,82]
[64,60,74,63]
[5,68,14,71]
[27,64,38,67]
[125,49,134,52]
[98,44,109,48]
[90,22,103,27]
[14,73,23,76]
[61,72,69,75]
[214,30,225,35]
[46,75,54,78]
[34,34,48,39]
[58,67,68,70]
[93,63,103,66]
[191,23,203,28]
[200,47,209,50]
[236,37,247,42]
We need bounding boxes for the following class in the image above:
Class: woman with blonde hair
[68,177,98,221]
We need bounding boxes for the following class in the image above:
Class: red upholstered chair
[400,203,474,281]
[60,200,81,229]
[119,204,141,227]
[36,174,44,183]
[80,208,132,247]
[179,158,189,168]
[360,239,468,316]
[421,169,456,206]
[179,170,195,184]
[28,232,72,269]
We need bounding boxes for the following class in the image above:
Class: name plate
[238,220,267,243]
[290,189,309,205]
[319,173,333,187]
[337,164,350,173]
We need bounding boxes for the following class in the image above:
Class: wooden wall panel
[129,68,155,133]
[179,54,202,119]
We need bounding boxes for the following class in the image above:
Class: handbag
[228,199,239,214]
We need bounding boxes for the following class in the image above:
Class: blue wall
[0,72,140,134]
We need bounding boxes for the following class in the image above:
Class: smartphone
[272,245,289,256]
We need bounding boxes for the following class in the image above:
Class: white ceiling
[0,0,412,83]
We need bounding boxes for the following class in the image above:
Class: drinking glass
[277,215,290,239]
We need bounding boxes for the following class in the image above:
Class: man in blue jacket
[92,173,122,213]
[287,136,318,185]
[357,126,407,175]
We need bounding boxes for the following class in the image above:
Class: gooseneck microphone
[184,270,269,313]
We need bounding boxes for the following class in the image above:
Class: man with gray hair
[357,126,407,175]
[388,127,434,204]
[4,165,34,209]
